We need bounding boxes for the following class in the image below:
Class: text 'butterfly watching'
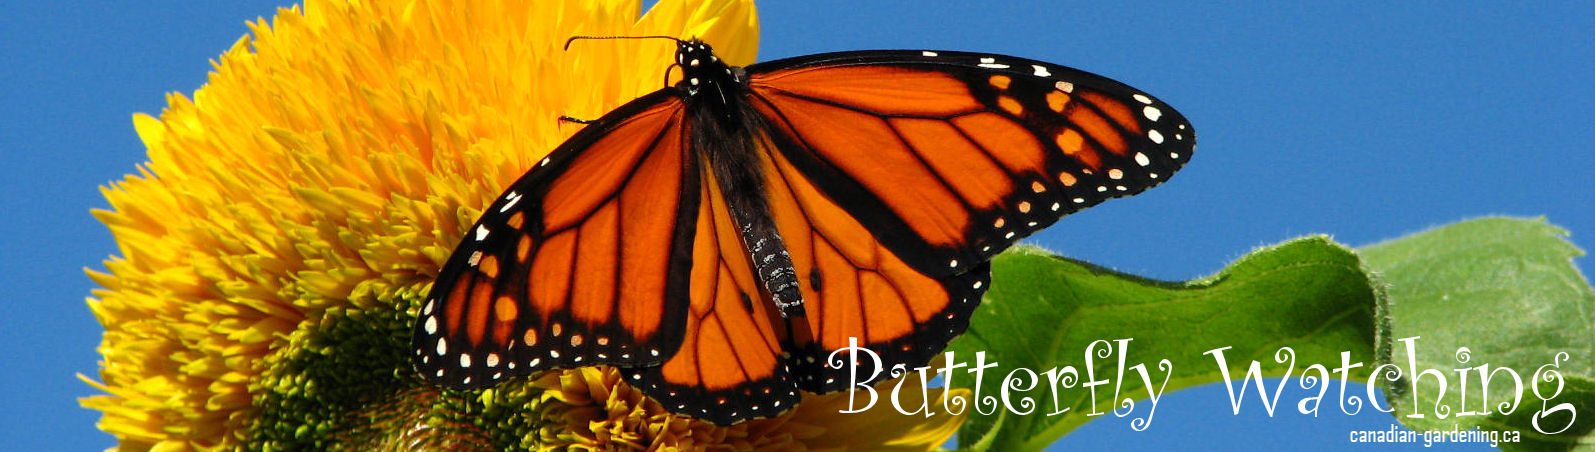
[412,37,1195,425]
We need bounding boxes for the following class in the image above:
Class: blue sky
[2,2,1589,450]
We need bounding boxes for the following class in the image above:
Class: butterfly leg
[557,115,596,125]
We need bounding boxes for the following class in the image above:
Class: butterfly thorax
[673,40,747,113]
[675,40,805,317]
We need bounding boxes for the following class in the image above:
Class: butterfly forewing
[413,93,700,389]
[747,50,1193,271]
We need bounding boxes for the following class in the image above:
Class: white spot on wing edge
[1134,152,1151,166]
[1133,94,1153,104]
[977,57,1010,69]
[474,224,490,241]
[921,51,939,57]
[1143,106,1162,121]
[1031,65,1051,77]
[499,191,523,213]
[1148,129,1165,144]
[467,250,483,267]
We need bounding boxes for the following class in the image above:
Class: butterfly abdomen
[681,42,807,317]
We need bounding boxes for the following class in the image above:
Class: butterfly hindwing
[413,92,701,389]
[759,143,992,394]
[621,161,805,424]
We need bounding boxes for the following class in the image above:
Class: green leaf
[950,217,1594,451]
[950,237,1384,451]
[1360,217,1595,451]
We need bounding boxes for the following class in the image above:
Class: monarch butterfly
[412,37,1194,425]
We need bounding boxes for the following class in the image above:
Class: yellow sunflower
[82,0,967,450]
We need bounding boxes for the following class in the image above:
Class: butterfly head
[675,39,743,99]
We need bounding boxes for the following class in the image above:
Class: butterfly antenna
[563,35,684,51]
[563,35,688,90]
